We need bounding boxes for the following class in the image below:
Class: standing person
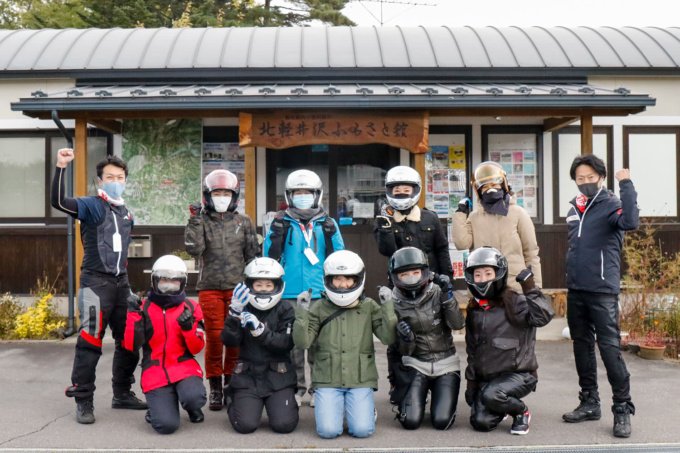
[264,169,344,407]
[463,247,554,435]
[388,247,465,431]
[124,255,207,435]
[562,155,639,438]
[184,169,259,411]
[221,258,299,434]
[452,161,542,288]
[52,149,147,424]
[293,250,397,439]
[373,165,453,401]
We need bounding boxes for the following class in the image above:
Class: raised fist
[56,148,75,168]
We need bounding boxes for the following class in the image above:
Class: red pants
[199,290,239,379]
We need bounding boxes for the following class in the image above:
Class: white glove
[297,289,312,310]
[378,286,393,305]
[230,283,249,315]
[241,312,265,337]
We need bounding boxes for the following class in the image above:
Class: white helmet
[323,250,366,307]
[151,255,188,295]
[385,166,422,211]
[244,258,285,311]
[285,170,323,209]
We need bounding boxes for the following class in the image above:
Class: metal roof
[12,82,654,116]
[1,26,679,79]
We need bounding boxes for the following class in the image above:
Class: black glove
[127,292,142,313]
[515,266,534,283]
[456,197,472,215]
[189,203,202,217]
[396,320,415,343]
[176,306,195,331]
[269,216,285,237]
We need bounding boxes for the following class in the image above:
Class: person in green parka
[293,250,397,439]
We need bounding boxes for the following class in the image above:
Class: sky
[341,0,680,28]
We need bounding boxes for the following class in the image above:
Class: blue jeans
[314,387,375,439]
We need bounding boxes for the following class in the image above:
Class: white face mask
[157,282,181,294]
[400,275,421,285]
[212,196,232,213]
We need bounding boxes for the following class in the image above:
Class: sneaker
[295,394,302,407]
[563,391,601,423]
[612,402,633,438]
[112,390,148,410]
[75,398,95,424]
[309,393,316,407]
[510,409,531,435]
[188,409,205,423]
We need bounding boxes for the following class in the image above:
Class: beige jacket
[451,197,542,290]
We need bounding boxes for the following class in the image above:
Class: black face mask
[481,190,504,204]
[577,182,601,198]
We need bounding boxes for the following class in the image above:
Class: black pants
[470,372,537,432]
[227,386,299,434]
[145,376,206,435]
[386,343,402,386]
[567,290,632,403]
[398,371,460,430]
[69,270,140,399]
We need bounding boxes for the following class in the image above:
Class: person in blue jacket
[264,169,344,407]
[562,154,639,438]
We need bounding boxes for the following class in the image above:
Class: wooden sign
[239,110,429,153]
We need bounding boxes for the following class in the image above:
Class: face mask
[400,275,421,285]
[577,182,601,198]
[212,196,232,213]
[157,281,181,294]
[101,181,125,199]
[292,194,314,209]
[481,190,504,204]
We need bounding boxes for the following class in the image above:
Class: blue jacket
[264,213,344,299]
[566,179,639,294]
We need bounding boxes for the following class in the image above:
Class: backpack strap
[319,309,343,332]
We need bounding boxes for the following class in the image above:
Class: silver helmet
[244,258,286,311]
[284,169,323,209]
[323,250,366,307]
[385,166,422,211]
[151,255,188,295]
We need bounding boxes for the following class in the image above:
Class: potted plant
[171,249,195,272]
[638,326,667,360]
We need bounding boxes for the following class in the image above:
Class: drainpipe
[52,110,76,338]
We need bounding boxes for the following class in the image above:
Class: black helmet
[464,247,508,299]
[389,247,431,298]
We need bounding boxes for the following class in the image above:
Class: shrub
[171,249,192,260]
[14,293,65,339]
[0,293,24,339]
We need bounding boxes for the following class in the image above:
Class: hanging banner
[239,110,429,153]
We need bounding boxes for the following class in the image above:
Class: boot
[612,402,634,438]
[75,398,95,424]
[188,408,205,423]
[112,389,148,410]
[562,391,601,423]
[222,374,232,407]
[208,376,223,411]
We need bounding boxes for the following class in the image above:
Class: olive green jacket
[293,297,397,390]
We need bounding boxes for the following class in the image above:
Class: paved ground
[1,317,679,452]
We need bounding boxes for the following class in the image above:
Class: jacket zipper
[600,250,605,280]
[112,213,121,276]
[162,308,171,385]
[576,188,602,238]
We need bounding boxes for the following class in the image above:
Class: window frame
[623,126,680,222]
[552,126,614,224]
[481,125,544,224]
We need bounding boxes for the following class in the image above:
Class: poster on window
[488,135,538,217]
[425,145,467,219]
[202,143,246,214]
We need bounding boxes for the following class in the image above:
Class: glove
[375,216,391,229]
[456,197,472,215]
[176,306,195,331]
[297,288,312,310]
[515,266,534,283]
[241,312,265,337]
[230,283,249,315]
[269,214,285,237]
[189,202,202,216]
[396,320,415,343]
[437,274,453,299]
[378,286,393,305]
[375,198,393,229]
[127,292,142,313]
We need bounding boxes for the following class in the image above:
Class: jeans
[314,387,375,439]
[567,290,632,403]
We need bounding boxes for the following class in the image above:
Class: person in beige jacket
[451,161,542,289]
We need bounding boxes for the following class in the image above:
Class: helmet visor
[205,170,239,192]
[473,163,506,190]
[389,247,428,273]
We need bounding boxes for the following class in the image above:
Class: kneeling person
[125,255,207,435]
[221,258,299,434]
[293,251,397,439]
[464,247,554,435]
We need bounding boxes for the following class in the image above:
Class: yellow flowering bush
[14,293,65,339]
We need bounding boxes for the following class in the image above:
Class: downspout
[51,110,76,338]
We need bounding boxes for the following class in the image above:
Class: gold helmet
[472,161,510,197]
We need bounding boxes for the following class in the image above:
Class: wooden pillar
[414,152,426,209]
[74,119,88,291]
[245,147,257,221]
[581,115,593,155]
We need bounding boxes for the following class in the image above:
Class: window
[552,126,613,222]
[624,127,679,219]
[483,126,543,222]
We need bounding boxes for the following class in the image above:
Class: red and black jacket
[124,293,205,393]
